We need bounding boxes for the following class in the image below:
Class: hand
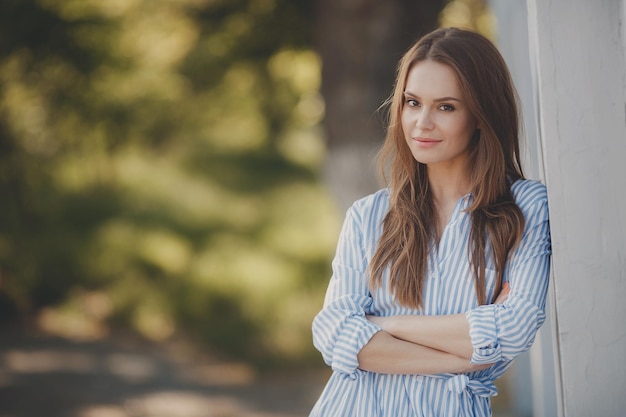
[494,282,510,304]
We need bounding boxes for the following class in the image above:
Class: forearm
[357,331,481,375]
[367,284,511,360]
[368,314,474,359]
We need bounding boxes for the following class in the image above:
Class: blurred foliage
[0,0,339,367]
[0,0,494,369]
[440,0,494,39]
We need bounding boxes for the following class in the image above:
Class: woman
[310,27,551,416]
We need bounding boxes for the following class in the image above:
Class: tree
[0,0,334,365]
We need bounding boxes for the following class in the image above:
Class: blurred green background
[0,0,492,370]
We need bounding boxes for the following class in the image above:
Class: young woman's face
[401,60,477,170]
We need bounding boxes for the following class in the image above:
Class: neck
[426,163,471,240]
[427,163,471,206]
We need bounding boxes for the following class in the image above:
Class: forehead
[404,60,463,98]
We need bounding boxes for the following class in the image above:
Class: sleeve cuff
[330,317,381,377]
[466,306,504,364]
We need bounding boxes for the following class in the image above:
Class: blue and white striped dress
[310,179,551,417]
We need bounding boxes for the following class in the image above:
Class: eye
[439,103,455,112]
[405,98,420,107]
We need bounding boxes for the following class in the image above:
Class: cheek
[400,111,412,136]
[451,117,476,141]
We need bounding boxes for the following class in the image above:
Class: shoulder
[347,188,390,227]
[510,179,549,221]
[351,188,390,211]
[511,179,547,208]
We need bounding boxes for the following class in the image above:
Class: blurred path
[0,326,328,417]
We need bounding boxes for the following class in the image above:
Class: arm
[465,186,551,364]
[365,182,549,364]
[358,331,489,374]
[311,204,383,375]
[367,283,511,360]
[367,313,474,360]
[313,198,486,376]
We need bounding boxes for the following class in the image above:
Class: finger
[495,282,510,304]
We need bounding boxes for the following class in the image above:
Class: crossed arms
[357,284,509,375]
[312,184,550,377]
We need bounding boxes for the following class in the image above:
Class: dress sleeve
[312,205,382,376]
[465,183,551,364]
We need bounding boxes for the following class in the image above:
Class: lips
[414,137,441,143]
[413,137,442,148]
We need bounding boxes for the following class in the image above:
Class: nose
[416,107,434,130]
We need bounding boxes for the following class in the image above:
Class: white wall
[527,1,626,416]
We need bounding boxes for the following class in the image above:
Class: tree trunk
[316,0,446,211]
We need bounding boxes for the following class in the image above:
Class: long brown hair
[369,27,525,307]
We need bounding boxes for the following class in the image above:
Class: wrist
[385,315,400,335]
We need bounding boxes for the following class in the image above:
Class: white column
[527,1,626,416]
[488,2,558,416]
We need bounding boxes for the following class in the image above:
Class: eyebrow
[403,91,462,102]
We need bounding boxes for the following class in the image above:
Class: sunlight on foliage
[40,0,142,20]
[0,53,56,157]
[262,183,341,261]
[37,290,114,341]
[277,125,326,169]
[0,0,329,365]
[268,50,326,168]
[113,149,265,230]
[137,229,192,276]
[132,300,176,342]
[268,50,321,94]
[265,290,326,358]
[440,0,495,40]
[203,65,270,152]
[117,10,198,69]
[191,234,296,294]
